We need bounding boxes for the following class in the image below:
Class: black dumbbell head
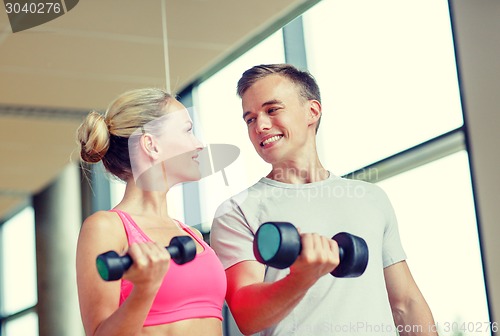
[253,222,301,269]
[96,250,130,281]
[330,232,369,278]
[167,235,197,265]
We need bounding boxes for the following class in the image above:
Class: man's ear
[141,133,160,160]
[307,100,322,127]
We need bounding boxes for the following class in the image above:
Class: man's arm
[225,233,339,335]
[384,261,438,336]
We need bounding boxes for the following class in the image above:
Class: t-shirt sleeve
[210,198,256,270]
[378,187,407,268]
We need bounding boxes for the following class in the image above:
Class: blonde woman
[76,88,226,336]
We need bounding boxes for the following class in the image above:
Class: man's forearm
[229,274,314,335]
[392,298,439,336]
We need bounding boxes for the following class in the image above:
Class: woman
[76,88,226,336]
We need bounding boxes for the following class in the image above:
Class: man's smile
[260,134,284,147]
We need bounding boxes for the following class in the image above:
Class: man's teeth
[262,135,283,146]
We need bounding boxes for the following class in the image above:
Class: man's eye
[268,107,279,113]
[245,118,255,125]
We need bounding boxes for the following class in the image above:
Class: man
[210,64,438,336]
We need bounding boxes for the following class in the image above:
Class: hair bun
[77,111,110,163]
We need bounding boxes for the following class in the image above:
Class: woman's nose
[194,136,204,150]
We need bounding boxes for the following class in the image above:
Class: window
[3,313,38,336]
[303,0,463,175]
[0,206,38,336]
[377,151,489,333]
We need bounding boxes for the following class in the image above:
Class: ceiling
[0,0,320,222]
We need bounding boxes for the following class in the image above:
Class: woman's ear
[141,133,160,160]
[307,100,322,126]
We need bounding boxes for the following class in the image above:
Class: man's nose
[255,114,271,133]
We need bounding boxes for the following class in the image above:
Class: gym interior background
[0,0,499,335]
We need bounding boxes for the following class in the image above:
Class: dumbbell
[253,222,369,278]
[96,235,197,281]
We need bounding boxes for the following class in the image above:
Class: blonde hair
[77,88,173,181]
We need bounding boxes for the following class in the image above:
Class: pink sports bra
[110,209,226,326]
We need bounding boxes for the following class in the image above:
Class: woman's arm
[76,211,171,336]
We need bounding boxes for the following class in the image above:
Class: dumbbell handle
[285,232,362,277]
[96,236,195,281]
[291,237,347,263]
[98,244,182,272]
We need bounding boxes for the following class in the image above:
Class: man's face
[241,74,316,165]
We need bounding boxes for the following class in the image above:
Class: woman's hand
[123,242,171,289]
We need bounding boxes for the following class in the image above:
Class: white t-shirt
[211,174,406,336]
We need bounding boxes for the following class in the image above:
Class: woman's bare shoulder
[82,210,121,228]
[79,210,125,248]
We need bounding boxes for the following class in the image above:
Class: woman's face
[155,100,204,185]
